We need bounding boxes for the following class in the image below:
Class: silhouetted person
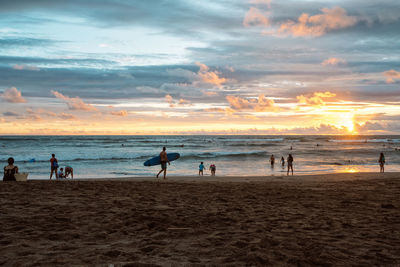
[287,154,294,176]
[270,155,275,168]
[3,157,18,181]
[379,152,385,173]
[281,156,285,167]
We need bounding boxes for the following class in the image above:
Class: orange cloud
[226,94,276,112]
[111,110,128,116]
[165,94,175,107]
[165,95,191,107]
[321,57,346,66]
[297,91,336,106]
[1,87,26,103]
[195,62,226,87]
[278,7,357,37]
[383,69,400,83]
[243,7,270,27]
[51,90,97,111]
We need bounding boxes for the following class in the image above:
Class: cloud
[226,94,276,112]
[277,7,357,37]
[58,113,78,120]
[321,57,346,66]
[249,0,272,9]
[1,87,26,103]
[383,69,400,83]
[243,7,270,27]
[165,94,175,107]
[12,64,40,71]
[111,110,128,116]
[195,62,227,87]
[3,111,19,116]
[165,94,191,107]
[51,90,97,111]
[297,91,336,106]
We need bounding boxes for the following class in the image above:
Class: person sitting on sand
[50,153,59,180]
[281,156,285,167]
[199,162,205,176]
[156,147,170,179]
[287,154,294,176]
[3,157,18,181]
[270,155,275,168]
[65,166,74,179]
[379,152,385,173]
[210,164,216,176]
[58,168,65,179]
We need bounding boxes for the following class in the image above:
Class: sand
[1,172,400,266]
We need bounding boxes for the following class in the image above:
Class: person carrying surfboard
[156,147,170,179]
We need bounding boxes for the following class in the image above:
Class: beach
[1,172,400,266]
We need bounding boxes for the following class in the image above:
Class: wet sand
[1,172,400,266]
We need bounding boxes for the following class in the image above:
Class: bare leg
[156,169,163,178]
[163,169,167,179]
[55,168,58,179]
[50,169,53,180]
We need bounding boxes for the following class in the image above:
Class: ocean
[1,135,400,179]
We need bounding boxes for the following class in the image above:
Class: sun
[338,112,355,133]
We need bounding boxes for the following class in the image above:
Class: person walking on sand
[281,156,285,167]
[50,154,59,180]
[270,155,275,168]
[3,157,18,181]
[156,147,170,179]
[210,164,216,176]
[287,154,294,176]
[199,162,205,176]
[379,152,385,173]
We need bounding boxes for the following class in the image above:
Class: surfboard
[144,153,180,166]
[15,172,28,181]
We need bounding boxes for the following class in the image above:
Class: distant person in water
[65,166,74,179]
[199,162,205,176]
[3,157,18,181]
[379,152,385,173]
[210,164,216,176]
[156,147,170,179]
[58,168,65,179]
[287,154,294,176]
[50,154,59,180]
[281,156,285,167]
[270,155,275,168]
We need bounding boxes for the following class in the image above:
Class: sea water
[1,135,400,179]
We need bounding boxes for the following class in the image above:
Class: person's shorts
[51,166,58,171]
[161,162,167,170]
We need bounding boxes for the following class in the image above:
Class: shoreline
[28,171,400,183]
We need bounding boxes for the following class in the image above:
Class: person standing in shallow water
[281,156,285,168]
[379,152,385,173]
[156,147,170,179]
[270,155,275,168]
[287,154,294,176]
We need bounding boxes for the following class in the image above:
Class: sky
[0,0,399,135]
